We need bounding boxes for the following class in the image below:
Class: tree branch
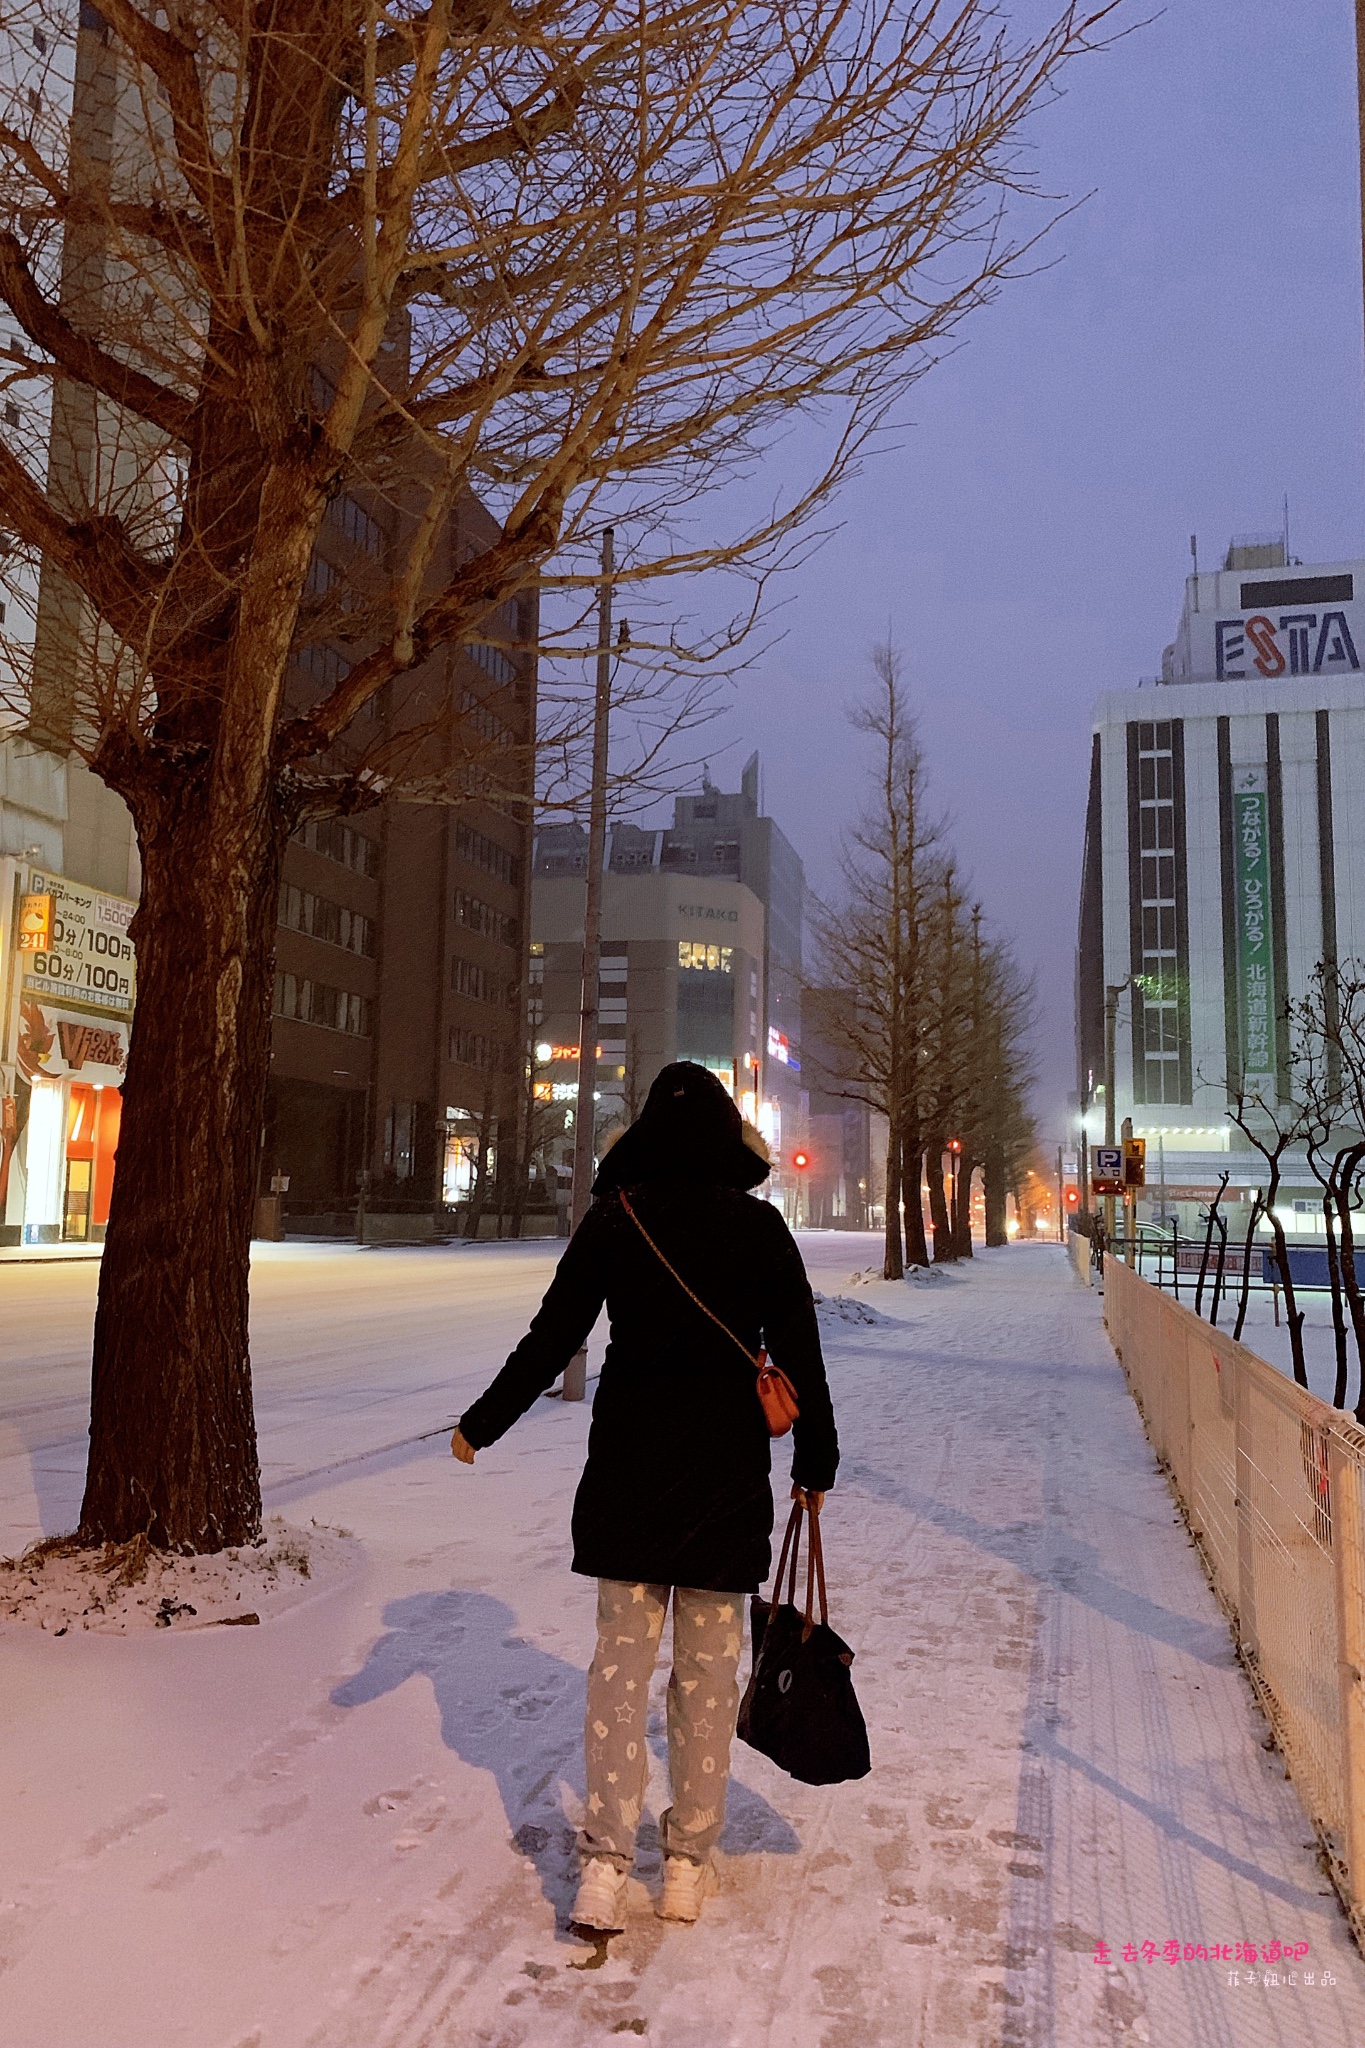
[0,438,166,640]
[0,232,194,442]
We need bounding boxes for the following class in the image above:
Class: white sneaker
[571,1857,629,1933]
[657,1856,716,1923]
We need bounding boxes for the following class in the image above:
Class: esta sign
[1215,609,1360,681]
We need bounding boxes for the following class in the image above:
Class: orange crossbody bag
[618,1189,800,1436]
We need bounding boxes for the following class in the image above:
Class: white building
[1077,540,1365,1227]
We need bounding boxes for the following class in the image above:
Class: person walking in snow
[450,1061,839,1934]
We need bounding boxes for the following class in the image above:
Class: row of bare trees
[1221,961,1365,1414]
[811,646,1035,1278]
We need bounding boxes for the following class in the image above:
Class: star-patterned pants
[581,1578,745,1871]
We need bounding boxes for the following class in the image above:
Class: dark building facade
[263,483,537,1237]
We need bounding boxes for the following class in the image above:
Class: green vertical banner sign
[1232,765,1275,1096]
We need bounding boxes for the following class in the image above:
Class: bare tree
[810,645,1035,1268]
[0,0,1112,1547]
[976,943,1035,1247]
[920,863,972,1261]
[1294,1006,1352,1404]
[811,644,939,1276]
[1290,960,1365,1413]
[1225,1085,1308,1388]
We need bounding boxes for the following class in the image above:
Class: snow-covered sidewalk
[2,1237,1362,2046]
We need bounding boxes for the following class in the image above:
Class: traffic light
[1064,1185,1080,1211]
[791,1148,810,1171]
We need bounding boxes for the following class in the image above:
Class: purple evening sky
[684,0,1364,1140]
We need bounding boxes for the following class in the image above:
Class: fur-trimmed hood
[592,1061,772,1195]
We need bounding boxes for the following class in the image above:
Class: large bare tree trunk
[79,783,287,1550]
[952,1151,975,1259]
[902,1130,929,1267]
[883,1125,904,1279]
[983,1141,1008,1247]
[926,1134,954,1262]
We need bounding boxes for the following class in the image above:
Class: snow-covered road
[2,1236,1363,2046]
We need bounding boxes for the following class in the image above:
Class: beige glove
[450,1426,476,1465]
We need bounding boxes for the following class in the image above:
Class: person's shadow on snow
[331,1589,798,1915]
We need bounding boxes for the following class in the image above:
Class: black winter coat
[458,1183,839,1593]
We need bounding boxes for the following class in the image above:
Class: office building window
[279,883,375,956]
[293,816,380,877]
[467,642,516,684]
[454,890,518,947]
[1129,719,1189,1104]
[455,822,521,887]
[273,973,371,1036]
[449,1027,512,1071]
[451,956,507,1006]
[599,955,628,1052]
[326,492,386,559]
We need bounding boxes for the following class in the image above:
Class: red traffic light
[791,1149,810,1171]
[1064,1186,1080,1209]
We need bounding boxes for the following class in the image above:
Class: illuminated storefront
[1,861,135,1245]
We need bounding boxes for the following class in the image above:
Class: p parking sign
[1091,1146,1124,1197]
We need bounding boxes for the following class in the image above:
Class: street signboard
[17,893,51,951]
[1232,767,1276,1097]
[1123,1138,1146,1188]
[18,868,136,1020]
[1091,1145,1124,1196]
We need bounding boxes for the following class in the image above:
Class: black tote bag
[737,1500,871,1786]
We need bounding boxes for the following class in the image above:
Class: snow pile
[0,1514,360,1635]
[811,1290,896,1327]
[845,1261,951,1288]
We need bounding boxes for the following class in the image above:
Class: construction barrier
[1067,1221,1093,1287]
[1102,1255,1365,1945]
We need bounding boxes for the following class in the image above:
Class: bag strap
[619,1189,761,1371]
[805,1501,830,1631]
[769,1499,803,1615]
[765,1498,829,1633]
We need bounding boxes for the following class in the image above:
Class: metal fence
[1067,1219,1339,1327]
[1101,1255,1365,1946]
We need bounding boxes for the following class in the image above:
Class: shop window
[678,941,732,972]
[63,1159,92,1240]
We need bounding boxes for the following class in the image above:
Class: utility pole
[1102,979,1130,1247]
[563,528,615,1402]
